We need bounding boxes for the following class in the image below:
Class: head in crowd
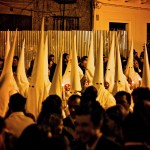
[48,113,64,136]
[81,85,98,105]
[67,94,81,119]
[75,101,105,144]
[37,94,62,125]
[13,56,19,66]
[49,54,55,62]
[101,105,126,144]
[79,56,88,74]
[8,93,26,112]
[12,55,19,73]
[131,87,150,104]
[131,87,150,113]
[63,53,69,64]
[114,91,131,112]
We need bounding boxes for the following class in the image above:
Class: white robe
[97,86,116,110]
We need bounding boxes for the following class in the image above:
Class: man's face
[68,98,80,119]
[75,114,96,143]
[49,56,54,62]
[81,60,87,68]
[48,60,53,68]
[116,95,130,110]
[13,59,18,66]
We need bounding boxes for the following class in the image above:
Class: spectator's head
[67,94,81,119]
[80,56,88,68]
[132,87,150,112]
[49,54,55,62]
[114,91,131,111]
[13,56,19,66]
[9,93,26,112]
[63,53,69,63]
[81,86,98,105]
[75,102,105,143]
[37,95,62,125]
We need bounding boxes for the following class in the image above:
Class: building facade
[0,0,92,31]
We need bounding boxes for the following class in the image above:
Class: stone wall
[0,0,92,31]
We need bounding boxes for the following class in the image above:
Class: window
[0,14,32,31]
[109,22,126,31]
[53,16,79,30]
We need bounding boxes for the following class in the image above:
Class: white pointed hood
[112,35,131,95]
[104,31,115,93]
[16,39,29,97]
[29,18,45,87]
[86,31,95,78]
[43,34,51,99]
[141,44,150,88]
[124,40,141,88]
[0,30,19,117]
[49,52,62,98]
[26,18,45,119]
[124,40,134,77]
[93,31,104,90]
[5,30,10,60]
[70,31,82,93]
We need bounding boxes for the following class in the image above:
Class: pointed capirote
[43,34,51,100]
[124,40,141,88]
[91,31,116,109]
[29,17,45,87]
[112,35,131,95]
[124,40,134,77]
[0,30,19,117]
[142,44,150,88]
[70,31,82,93]
[16,39,29,98]
[86,31,95,78]
[93,31,104,90]
[49,51,62,98]
[104,31,115,93]
[26,18,45,119]
[5,30,10,60]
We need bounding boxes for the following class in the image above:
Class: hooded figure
[70,31,82,94]
[0,30,19,117]
[93,31,116,109]
[105,31,115,93]
[84,31,95,87]
[141,44,150,88]
[124,40,141,90]
[112,34,131,96]
[43,34,51,100]
[16,39,29,98]
[26,18,46,119]
[49,51,63,98]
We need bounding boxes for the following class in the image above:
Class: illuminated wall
[93,0,150,55]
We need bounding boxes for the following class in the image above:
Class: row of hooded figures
[0,18,150,120]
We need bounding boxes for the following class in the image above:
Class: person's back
[5,93,34,138]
